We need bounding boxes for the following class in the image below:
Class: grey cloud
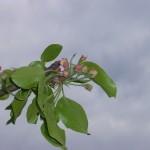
[0,0,150,150]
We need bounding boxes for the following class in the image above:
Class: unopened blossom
[55,67,61,73]
[73,64,82,71]
[60,58,69,68]
[82,66,88,74]
[63,70,69,78]
[79,55,87,64]
[84,84,93,91]
[90,69,98,77]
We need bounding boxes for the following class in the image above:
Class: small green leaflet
[56,97,88,134]
[41,44,62,62]
[83,61,117,97]
[11,66,44,89]
[26,97,39,124]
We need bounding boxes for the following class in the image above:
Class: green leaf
[83,61,117,97]
[28,61,46,70]
[0,94,9,100]
[5,103,12,110]
[5,104,14,125]
[26,97,39,124]
[44,102,66,147]
[41,121,63,148]
[6,110,14,125]
[41,44,62,62]
[37,76,54,110]
[12,90,30,123]
[7,90,30,124]
[56,97,88,134]
[11,66,44,89]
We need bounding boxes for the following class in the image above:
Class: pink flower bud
[84,84,93,91]
[79,55,87,63]
[0,66,2,71]
[73,64,82,71]
[82,66,88,74]
[60,58,69,68]
[90,69,98,77]
[55,67,61,73]
[63,70,69,78]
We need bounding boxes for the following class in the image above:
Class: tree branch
[0,61,60,97]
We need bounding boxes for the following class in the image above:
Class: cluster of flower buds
[54,58,69,78]
[51,55,98,92]
[75,55,98,78]
[54,55,98,79]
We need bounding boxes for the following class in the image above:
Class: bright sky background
[0,0,150,150]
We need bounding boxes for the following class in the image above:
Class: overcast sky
[0,0,150,150]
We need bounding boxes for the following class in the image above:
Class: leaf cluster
[0,44,117,150]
